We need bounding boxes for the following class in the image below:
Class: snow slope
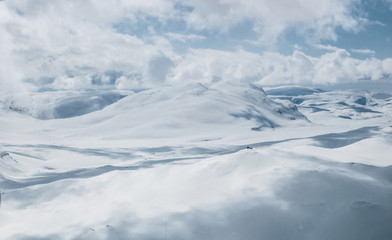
[0,83,391,239]
[1,90,128,120]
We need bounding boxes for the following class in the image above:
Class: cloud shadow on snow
[310,126,380,149]
[0,156,203,190]
[3,144,138,160]
[32,164,392,240]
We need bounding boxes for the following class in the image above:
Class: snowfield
[0,83,392,239]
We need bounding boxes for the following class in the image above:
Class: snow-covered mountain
[72,83,308,136]
[1,83,308,140]
[0,83,391,239]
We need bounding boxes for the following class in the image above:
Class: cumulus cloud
[0,3,28,95]
[0,0,390,93]
[0,0,178,91]
[169,48,392,85]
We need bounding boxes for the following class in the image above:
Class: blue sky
[112,0,392,58]
[1,0,392,92]
[321,0,392,59]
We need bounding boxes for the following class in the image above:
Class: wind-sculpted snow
[0,83,391,240]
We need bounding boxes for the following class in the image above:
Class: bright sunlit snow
[1,1,392,239]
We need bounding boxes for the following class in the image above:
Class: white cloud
[0,0,388,94]
[182,0,364,44]
[0,4,28,95]
[0,0,179,91]
[168,48,392,86]
[314,44,343,52]
[165,33,206,42]
[350,49,376,55]
[168,48,265,84]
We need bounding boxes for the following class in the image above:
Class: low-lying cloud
[169,48,392,86]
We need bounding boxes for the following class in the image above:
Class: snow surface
[0,83,391,239]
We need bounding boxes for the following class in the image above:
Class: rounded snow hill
[0,83,309,139]
[2,90,129,120]
[38,82,309,139]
